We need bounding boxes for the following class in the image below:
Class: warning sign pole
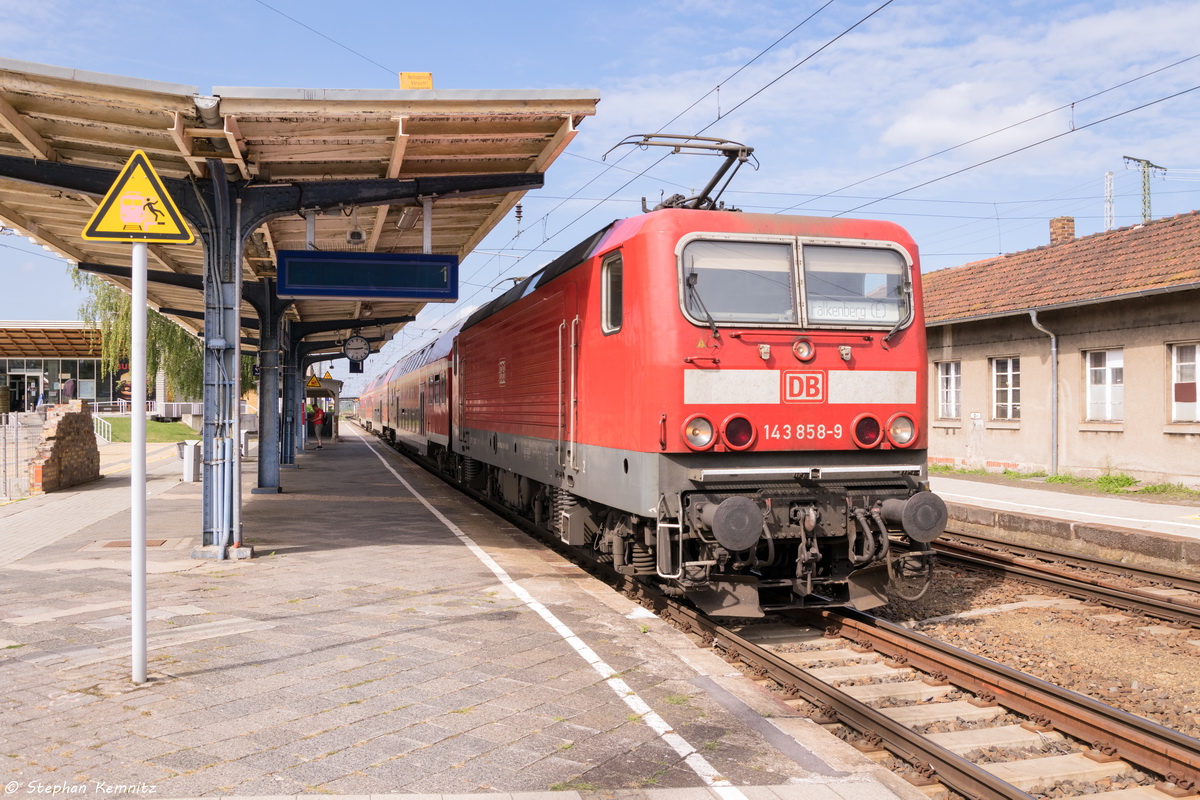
[81,150,195,685]
[131,242,148,685]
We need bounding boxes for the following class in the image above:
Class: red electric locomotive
[362,138,946,616]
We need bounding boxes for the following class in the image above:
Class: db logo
[784,371,824,403]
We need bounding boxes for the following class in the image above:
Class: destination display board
[276,250,458,301]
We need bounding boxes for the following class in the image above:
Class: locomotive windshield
[802,245,906,326]
[682,241,797,324]
[679,238,909,328]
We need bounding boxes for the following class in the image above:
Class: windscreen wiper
[686,271,720,340]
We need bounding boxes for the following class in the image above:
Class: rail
[932,532,1200,628]
[811,607,1200,792]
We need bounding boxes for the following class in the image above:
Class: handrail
[93,416,113,442]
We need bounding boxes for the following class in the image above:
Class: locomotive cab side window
[601,252,623,334]
[801,245,907,326]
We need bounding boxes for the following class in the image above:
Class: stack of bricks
[29,401,101,494]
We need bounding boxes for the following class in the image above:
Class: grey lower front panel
[456,427,928,515]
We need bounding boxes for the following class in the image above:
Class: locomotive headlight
[683,415,716,450]
[792,337,815,362]
[722,415,756,450]
[887,414,917,447]
[852,413,883,448]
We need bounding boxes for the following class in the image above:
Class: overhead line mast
[1123,155,1167,223]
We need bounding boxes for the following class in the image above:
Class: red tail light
[722,415,755,450]
[852,414,882,448]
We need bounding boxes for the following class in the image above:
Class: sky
[2,0,1200,395]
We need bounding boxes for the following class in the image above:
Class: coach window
[601,252,623,334]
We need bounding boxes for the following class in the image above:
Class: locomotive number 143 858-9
[762,423,844,441]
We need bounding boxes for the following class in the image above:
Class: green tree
[71,267,255,400]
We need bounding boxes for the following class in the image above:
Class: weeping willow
[71,267,255,400]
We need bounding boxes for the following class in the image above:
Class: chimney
[1050,216,1075,245]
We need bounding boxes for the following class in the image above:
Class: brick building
[922,211,1200,486]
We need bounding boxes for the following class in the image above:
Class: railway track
[369,426,1200,800]
[930,531,1200,628]
[610,581,1200,800]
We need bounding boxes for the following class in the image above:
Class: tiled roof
[923,210,1200,324]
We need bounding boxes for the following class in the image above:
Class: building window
[601,252,623,334]
[991,357,1020,420]
[1086,348,1124,421]
[936,361,961,419]
[1173,343,1198,422]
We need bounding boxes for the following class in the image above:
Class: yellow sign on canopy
[82,150,194,243]
[306,375,322,388]
[400,72,433,90]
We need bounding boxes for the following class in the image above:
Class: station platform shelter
[0,57,599,551]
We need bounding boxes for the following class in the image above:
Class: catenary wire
[776,52,1200,214]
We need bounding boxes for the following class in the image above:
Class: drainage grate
[103,540,168,548]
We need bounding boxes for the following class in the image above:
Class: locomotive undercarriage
[434,439,945,619]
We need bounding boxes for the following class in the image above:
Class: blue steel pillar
[252,278,287,492]
[279,321,298,467]
[200,161,241,548]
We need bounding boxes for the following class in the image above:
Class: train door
[418,379,426,437]
[455,345,468,448]
[556,285,579,471]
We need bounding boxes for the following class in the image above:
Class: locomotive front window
[801,245,906,326]
[681,240,797,324]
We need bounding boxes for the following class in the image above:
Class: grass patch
[1002,468,1048,479]
[1139,482,1200,498]
[939,464,1200,497]
[1045,472,1139,493]
[100,416,199,443]
[664,694,690,705]
[550,783,600,792]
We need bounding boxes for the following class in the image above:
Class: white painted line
[355,430,747,798]
[938,491,1200,534]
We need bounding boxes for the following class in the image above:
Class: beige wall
[927,289,1200,487]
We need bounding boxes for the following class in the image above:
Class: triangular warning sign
[306,375,322,388]
[322,371,333,380]
[82,150,195,243]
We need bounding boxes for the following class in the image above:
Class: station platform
[931,475,1200,567]
[0,427,923,800]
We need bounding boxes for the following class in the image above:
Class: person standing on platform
[311,404,326,449]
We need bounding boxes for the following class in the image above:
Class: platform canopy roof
[0,321,101,359]
[0,58,599,352]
